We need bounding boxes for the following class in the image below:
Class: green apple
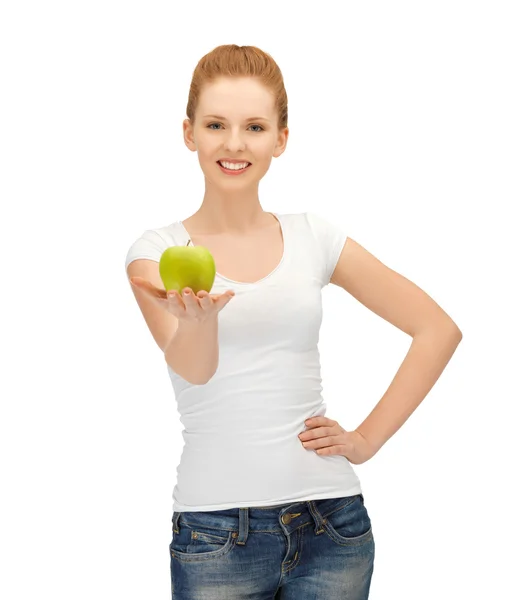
[159,240,216,294]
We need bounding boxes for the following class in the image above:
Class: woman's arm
[127,259,220,385]
[329,236,463,452]
[164,316,219,385]
[355,325,462,453]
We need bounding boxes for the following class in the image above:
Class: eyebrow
[203,114,271,122]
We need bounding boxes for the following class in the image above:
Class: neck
[191,185,270,234]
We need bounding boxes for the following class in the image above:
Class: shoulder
[128,221,187,247]
[125,221,186,270]
[276,211,338,232]
[281,211,347,236]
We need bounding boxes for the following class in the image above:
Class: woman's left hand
[298,416,377,465]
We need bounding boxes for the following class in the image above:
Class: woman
[126,44,462,600]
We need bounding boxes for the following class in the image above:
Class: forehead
[198,77,275,117]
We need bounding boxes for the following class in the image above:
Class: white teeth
[219,161,249,170]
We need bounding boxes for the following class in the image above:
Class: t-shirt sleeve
[305,211,348,287]
[124,229,167,277]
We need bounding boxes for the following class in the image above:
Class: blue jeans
[170,494,375,599]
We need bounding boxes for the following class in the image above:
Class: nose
[223,128,246,153]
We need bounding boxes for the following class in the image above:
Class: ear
[183,119,197,152]
[273,127,289,159]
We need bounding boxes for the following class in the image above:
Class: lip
[217,161,252,175]
[217,158,252,165]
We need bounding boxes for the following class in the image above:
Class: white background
[1,1,512,598]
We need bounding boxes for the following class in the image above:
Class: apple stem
[187,240,191,246]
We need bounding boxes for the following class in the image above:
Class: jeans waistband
[172,494,363,546]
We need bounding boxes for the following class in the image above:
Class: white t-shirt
[125,212,362,512]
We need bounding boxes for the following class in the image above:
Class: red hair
[186,44,288,131]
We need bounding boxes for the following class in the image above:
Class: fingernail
[184,290,190,295]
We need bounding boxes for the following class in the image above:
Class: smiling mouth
[217,161,252,172]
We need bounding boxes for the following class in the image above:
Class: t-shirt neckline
[177,213,286,286]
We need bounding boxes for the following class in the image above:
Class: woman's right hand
[130,277,235,323]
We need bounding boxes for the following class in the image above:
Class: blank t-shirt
[125,211,362,512]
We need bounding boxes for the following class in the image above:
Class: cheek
[250,140,274,160]
[195,147,216,166]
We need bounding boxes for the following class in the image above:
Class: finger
[308,426,333,438]
[210,289,235,300]
[182,288,201,318]
[301,438,320,450]
[215,290,235,310]
[167,291,186,316]
[197,290,213,309]
[131,277,167,300]
[130,276,146,287]
[303,438,331,450]
[301,430,333,444]
[167,290,180,302]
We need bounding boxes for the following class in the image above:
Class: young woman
[126,44,462,600]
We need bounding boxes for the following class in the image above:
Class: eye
[206,123,264,132]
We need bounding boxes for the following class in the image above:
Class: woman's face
[184,77,288,187]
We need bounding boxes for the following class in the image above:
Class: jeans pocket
[323,494,373,546]
[169,514,237,562]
